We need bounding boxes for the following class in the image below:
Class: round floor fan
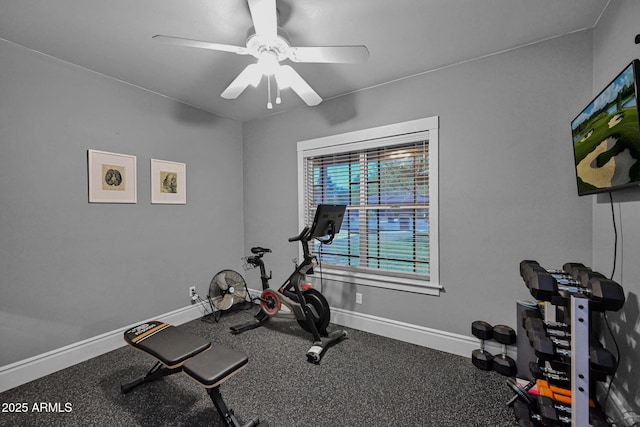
[209,270,249,311]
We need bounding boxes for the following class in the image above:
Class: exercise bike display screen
[309,204,346,239]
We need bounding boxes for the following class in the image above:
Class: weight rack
[517,260,625,427]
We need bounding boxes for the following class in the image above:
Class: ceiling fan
[153,0,369,109]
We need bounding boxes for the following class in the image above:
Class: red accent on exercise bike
[280,283,312,292]
[259,289,280,316]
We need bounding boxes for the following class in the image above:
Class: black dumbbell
[537,395,613,427]
[524,317,570,340]
[529,362,570,388]
[521,260,605,293]
[530,334,574,361]
[513,400,550,425]
[520,260,577,283]
[514,397,612,427]
[521,309,569,333]
[526,271,625,312]
[492,324,517,376]
[525,325,572,354]
[525,268,619,307]
[471,320,493,370]
[531,335,617,373]
[562,261,609,285]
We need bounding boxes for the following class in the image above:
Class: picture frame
[88,149,137,203]
[151,159,186,204]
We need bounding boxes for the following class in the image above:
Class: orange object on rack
[536,379,595,407]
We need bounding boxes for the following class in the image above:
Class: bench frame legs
[207,387,261,427]
[120,361,183,394]
[121,362,266,427]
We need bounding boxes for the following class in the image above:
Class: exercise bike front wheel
[259,289,281,316]
[297,288,330,336]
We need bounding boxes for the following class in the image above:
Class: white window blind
[297,117,439,294]
[303,141,430,277]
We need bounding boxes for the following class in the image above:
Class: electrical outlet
[356,292,363,304]
[189,286,196,299]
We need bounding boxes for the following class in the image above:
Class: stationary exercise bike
[230,204,347,363]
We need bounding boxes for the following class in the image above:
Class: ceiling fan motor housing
[246,27,292,62]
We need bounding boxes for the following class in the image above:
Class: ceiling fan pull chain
[267,75,273,109]
[275,82,282,105]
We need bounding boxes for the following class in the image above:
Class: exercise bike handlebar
[288,226,310,243]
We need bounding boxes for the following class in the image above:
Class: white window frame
[297,116,440,296]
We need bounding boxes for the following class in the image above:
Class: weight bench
[121,321,267,427]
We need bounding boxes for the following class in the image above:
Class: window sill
[314,267,442,296]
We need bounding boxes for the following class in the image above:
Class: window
[297,117,440,295]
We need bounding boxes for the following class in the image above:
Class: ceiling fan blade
[275,65,322,106]
[221,63,263,99]
[152,35,250,55]
[248,0,277,42]
[288,46,370,63]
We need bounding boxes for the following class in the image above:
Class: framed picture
[88,150,137,203]
[151,159,186,204]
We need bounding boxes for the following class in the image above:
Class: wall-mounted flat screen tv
[571,59,640,195]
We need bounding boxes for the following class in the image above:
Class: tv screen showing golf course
[571,60,640,195]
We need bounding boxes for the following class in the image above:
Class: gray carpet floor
[0,307,518,426]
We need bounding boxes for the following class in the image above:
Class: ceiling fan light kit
[153,0,369,109]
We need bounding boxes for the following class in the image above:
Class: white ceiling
[0,0,610,122]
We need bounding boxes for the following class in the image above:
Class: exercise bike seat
[124,321,211,368]
[251,247,271,254]
[183,346,249,388]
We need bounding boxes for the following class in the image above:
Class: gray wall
[243,31,593,335]
[591,0,640,415]
[0,40,245,366]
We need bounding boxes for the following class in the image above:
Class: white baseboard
[330,307,516,359]
[0,303,206,393]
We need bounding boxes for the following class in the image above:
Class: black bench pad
[183,346,248,388]
[124,321,211,368]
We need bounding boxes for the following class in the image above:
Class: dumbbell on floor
[471,320,493,371]
[492,324,517,376]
